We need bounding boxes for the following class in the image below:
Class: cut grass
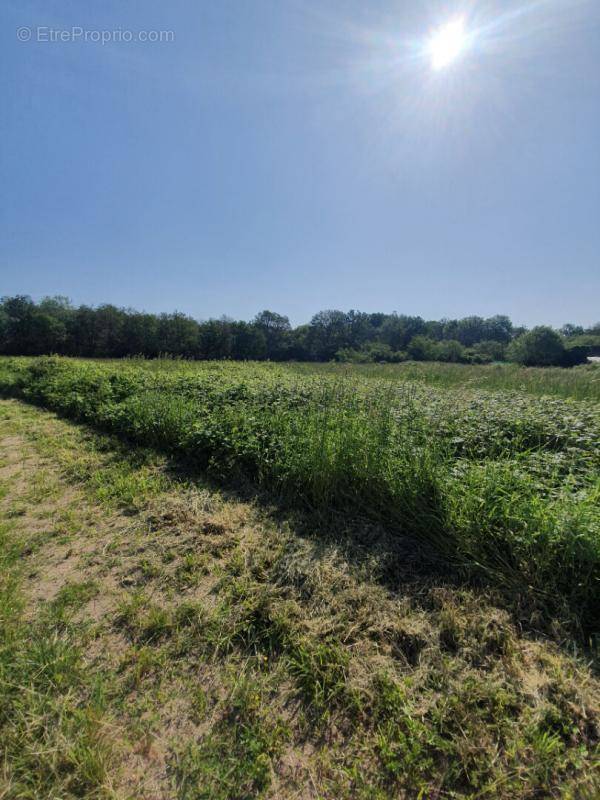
[171,673,290,800]
[0,522,114,799]
[0,398,599,798]
[0,356,598,642]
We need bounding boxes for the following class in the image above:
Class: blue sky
[1,0,599,327]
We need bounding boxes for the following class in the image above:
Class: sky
[1,0,599,328]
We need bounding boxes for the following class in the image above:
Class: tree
[253,310,291,334]
[344,310,373,349]
[307,310,352,361]
[198,319,232,359]
[30,313,67,354]
[0,306,8,352]
[444,315,512,346]
[286,324,311,361]
[38,295,73,320]
[67,305,98,356]
[453,316,486,346]
[483,315,513,344]
[159,313,199,357]
[0,294,585,368]
[367,312,387,329]
[231,322,267,360]
[92,305,127,357]
[122,312,160,357]
[1,295,31,352]
[423,320,444,340]
[560,323,584,338]
[507,327,566,366]
[253,310,291,360]
[381,315,425,350]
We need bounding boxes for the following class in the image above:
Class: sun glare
[428,18,468,70]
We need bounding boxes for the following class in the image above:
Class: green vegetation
[2,295,599,365]
[1,356,599,645]
[0,518,113,798]
[287,359,600,400]
[506,326,588,367]
[0,398,599,798]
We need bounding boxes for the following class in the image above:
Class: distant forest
[1,295,599,366]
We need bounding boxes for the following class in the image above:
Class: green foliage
[567,333,600,349]
[1,357,599,641]
[288,639,353,716]
[285,360,600,400]
[254,310,291,359]
[0,524,112,798]
[171,675,289,800]
[1,395,599,799]
[407,335,438,361]
[434,339,466,363]
[469,339,507,362]
[3,295,595,366]
[507,326,567,366]
[335,342,405,363]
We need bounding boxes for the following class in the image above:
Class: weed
[171,673,289,800]
[1,356,598,639]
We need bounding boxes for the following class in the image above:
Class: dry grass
[1,398,599,799]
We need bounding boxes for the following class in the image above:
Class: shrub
[407,336,438,361]
[563,345,592,367]
[470,340,507,362]
[507,327,566,367]
[335,343,404,363]
[434,340,466,363]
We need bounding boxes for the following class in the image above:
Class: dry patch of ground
[0,398,599,799]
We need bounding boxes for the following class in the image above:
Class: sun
[428,18,468,70]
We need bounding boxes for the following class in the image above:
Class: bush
[434,340,467,363]
[407,336,438,361]
[507,327,566,367]
[563,345,590,367]
[465,351,493,364]
[335,343,404,363]
[470,340,507,362]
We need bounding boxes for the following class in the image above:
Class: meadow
[1,356,599,798]
[0,356,598,641]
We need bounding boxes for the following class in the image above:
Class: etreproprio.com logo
[16,26,175,44]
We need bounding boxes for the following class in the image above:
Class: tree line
[1,295,598,366]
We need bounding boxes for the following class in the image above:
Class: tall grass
[0,356,598,642]
[287,361,600,401]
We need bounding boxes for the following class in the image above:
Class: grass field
[287,360,600,401]
[1,357,599,798]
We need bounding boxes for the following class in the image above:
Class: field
[1,356,599,798]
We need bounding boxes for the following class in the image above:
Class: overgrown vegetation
[288,359,600,400]
[2,295,599,365]
[1,356,598,645]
